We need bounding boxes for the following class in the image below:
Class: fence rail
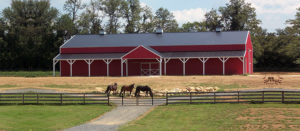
[166,91,300,105]
[0,93,109,105]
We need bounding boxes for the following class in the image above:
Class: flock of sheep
[96,86,219,96]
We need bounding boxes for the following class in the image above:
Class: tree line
[0,0,299,71]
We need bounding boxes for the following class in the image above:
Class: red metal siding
[166,59,183,75]
[205,58,223,75]
[61,61,70,76]
[151,44,245,52]
[91,60,107,76]
[60,47,135,54]
[61,60,88,76]
[123,46,160,59]
[225,58,243,75]
[186,58,203,75]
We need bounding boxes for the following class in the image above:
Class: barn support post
[103,59,113,77]
[238,57,245,74]
[67,60,76,77]
[164,58,170,75]
[156,58,163,76]
[84,59,94,77]
[52,59,59,77]
[179,58,189,76]
[126,60,128,76]
[121,59,126,77]
[199,58,209,75]
[218,57,229,75]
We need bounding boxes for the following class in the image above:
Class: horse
[135,86,153,97]
[119,84,135,96]
[105,83,118,95]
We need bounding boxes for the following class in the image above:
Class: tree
[154,8,179,32]
[138,5,155,33]
[101,0,126,34]
[63,0,85,23]
[204,9,222,31]
[219,0,261,31]
[1,0,59,70]
[78,0,103,34]
[123,0,141,33]
[180,22,207,32]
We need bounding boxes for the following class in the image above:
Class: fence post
[282,91,284,103]
[60,94,63,105]
[213,92,216,104]
[166,92,168,105]
[152,95,154,106]
[37,94,39,104]
[262,91,264,103]
[122,94,124,106]
[107,93,110,106]
[237,91,240,103]
[22,93,24,104]
[83,93,86,105]
[190,92,192,104]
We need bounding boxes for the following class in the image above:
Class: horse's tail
[149,88,153,97]
[105,86,109,94]
[135,87,139,97]
[119,86,123,96]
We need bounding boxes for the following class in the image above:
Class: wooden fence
[0,93,109,105]
[166,91,300,105]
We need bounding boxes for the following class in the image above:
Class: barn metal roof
[161,51,245,58]
[61,31,249,48]
[54,53,126,60]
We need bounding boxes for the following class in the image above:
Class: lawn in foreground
[0,105,112,131]
[120,104,300,131]
[0,71,59,77]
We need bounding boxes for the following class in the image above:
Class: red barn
[53,30,253,77]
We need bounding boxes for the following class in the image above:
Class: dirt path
[64,98,165,131]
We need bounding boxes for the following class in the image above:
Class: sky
[0,0,299,32]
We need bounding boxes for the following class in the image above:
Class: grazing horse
[135,86,153,97]
[105,83,118,95]
[119,84,135,96]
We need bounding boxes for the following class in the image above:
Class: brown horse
[119,84,135,96]
[105,83,118,95]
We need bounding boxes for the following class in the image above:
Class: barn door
[141,63,159,76]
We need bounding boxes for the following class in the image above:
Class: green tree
[101,0,126,34]
[154,8,179,32]
[180,22,207,32]
[123,0,141,33]
[63,0,85,23]
[78,0,103,34]
[138,5,155,33]
[204,9,222,31]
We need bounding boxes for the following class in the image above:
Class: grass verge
[0,105,112,131]
[0,71,59,77]
[120,104,300,131]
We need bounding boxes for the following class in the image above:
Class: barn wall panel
[109,60,121,76]
[186,58,202,75]
[225,58,243,75]
[205,58,222,75]
[72,60,88,76]
[91,60,106,76]
[61,61,70,76]
[166,59,183,75]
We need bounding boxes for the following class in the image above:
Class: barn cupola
[216,26,222,32]
[99,29,106,35]
[155,26,163,34]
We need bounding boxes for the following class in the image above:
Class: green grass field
[0,105,112,131]
[0,71,59,77]
[120,104,300,131]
